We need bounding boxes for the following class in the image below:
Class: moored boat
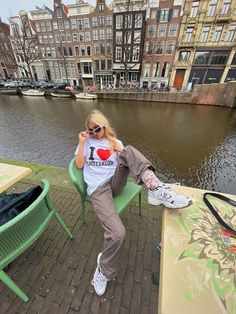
[75,92,97,100]
[51,92,71,98]
[21,89,45,96]
[0,88,18,95]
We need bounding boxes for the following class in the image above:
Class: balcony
[215,13,232,23]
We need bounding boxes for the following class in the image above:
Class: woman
[75,110,191,296]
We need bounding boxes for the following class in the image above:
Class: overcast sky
[0,0,95,23]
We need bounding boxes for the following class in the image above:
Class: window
[184,27,194,42]
[190,1,199,18]
[85,32,91,41]
[49,35,54,44]
[75,46,79,56]
[92,17,98,27]
[101,60,106,70]
[124,31,132,44]
[55,34,60,43]
[116,31,122,44]
[116,15,123,29]
[93,29,98,40]
[144,63,150,77]
[71,19,77,29]
[63,47,68,56]
[153,62,159,77]
[116,47,122,61]
[53,22,58,30]
[193,51,211,65]
[82,62,92,74]
[207,0,218,17]
[156,41,163,54]
[73,33,78,41]
[135,14,142,28]
[133,46,140,61]
[56,8,62,18]
[166,41,174,54]
[94,43,100,54]
[46,21,51,31]
[173,9,179,18]
[68,47,73,56]
[107,15,112,25]
[221,0,231,14]
[99,17,105,26]
[160,9,169,21]
[38,35,43,44]
[134,31,141,43]
[100,29,105,40]
[107,60,112,70]
[210,51,228,64]
[179,51,190,61]
[61,35,65,42]
[100,43,105,54]
[64,21,70,29]
[99,3,104,11]
[67,34,71,42]
[46,47,51,57]
[79,32,84,41]
[200,26,210,42]
[35,22,41,32]
[125,14,132,28]
[41,22,46,32]
[51,48,56,58]
[212,25,223,42]
[147,42,153,54]
[77,19,83,30]
[59,21,64,31]
[83,18,89,28]
[107,43,112,55]
[81,46,85,56]
[161,62,169,77]
[158,24,167,36]
[95,60,100,71]
[86,46,91,56]
[151,10,156,19]
[232,53,236,65]
[169,24,177,36]
[147,25,156,38]
[107,28,112,40]
[124,48,131,62]
[225,24,236,41]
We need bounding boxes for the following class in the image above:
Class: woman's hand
[79,131,89,143]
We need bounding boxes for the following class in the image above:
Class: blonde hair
[86,110,117,150]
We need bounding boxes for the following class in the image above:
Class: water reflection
[0,95,236,194]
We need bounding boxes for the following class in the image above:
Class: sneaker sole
[148,196,192,209]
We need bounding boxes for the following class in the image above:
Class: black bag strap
[203,192,236,235]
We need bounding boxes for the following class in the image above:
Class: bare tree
[9,14,41,84]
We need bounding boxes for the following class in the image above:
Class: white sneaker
[148,186,192,209]
[91,266,108,296]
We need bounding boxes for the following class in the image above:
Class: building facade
[141,0,182,90]
[0,19,18,80]
[113,0,147,88]
[169,0,236,90]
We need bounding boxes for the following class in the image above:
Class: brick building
[140,0,182,90]
[0,19,18,80]
[169,0,236,90]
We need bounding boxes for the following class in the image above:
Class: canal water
[0,95,236,194]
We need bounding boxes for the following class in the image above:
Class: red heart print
[97,149,111,160]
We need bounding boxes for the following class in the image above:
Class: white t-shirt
[75,138,124,196]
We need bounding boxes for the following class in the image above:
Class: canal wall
[98,81,236,108]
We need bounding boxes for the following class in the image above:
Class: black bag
[0,186,42,226]
[203,192,236,235]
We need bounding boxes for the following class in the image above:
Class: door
[173,69,186,90]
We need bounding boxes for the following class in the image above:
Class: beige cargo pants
[90,145,154,280]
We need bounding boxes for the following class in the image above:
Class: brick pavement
[0,181,162,314]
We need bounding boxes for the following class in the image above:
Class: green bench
[0,179,73,302]
[68,158,142,222]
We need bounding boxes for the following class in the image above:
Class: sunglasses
[88,125,102,136]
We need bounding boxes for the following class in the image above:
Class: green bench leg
[139,192,142,216]
[54,211,73,239]
[0,270,29,302]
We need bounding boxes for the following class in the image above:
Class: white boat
[75,92,97,100]
[21,89,45,96]
[51,92,71,98]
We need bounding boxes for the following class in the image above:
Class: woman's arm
[75,131,88,168]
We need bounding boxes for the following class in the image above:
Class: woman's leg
[90,182,126,281]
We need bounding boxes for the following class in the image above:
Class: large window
[184,27,194,42]
[194,51,211,64]
[200,26,210,42]
[161,63,169,77]
[107,15,112,26]
[115,47,122,61]
[147,42,153,55]
[210,51,228,64]
[225,24,236,41]
[190,1,199,18]
[99,16,105,26]
[144,63,150,77]
[83,18,90,28]
[94,43,99,54]
[169,24,177,36]
[221,0,231,14]
[158,24,167,37]
[212,25,223,42]
[93,29,98,40]
[160,9,169,21]
[107,28,112,40]
[156,41,163,54]
[81,62,92,74]
[179,51,190,61]
[133,46,140,62]
[166,41,174,54]
[153,62,159,77]
[125,14,132,28]
[92,17,98,27]
[135,14,142,28]
[100,29,105,40]
[134,31,141,43]
[116,15,123,29]
[116,32,122,44]
[147,25,156,38]
[207,0,218,16]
